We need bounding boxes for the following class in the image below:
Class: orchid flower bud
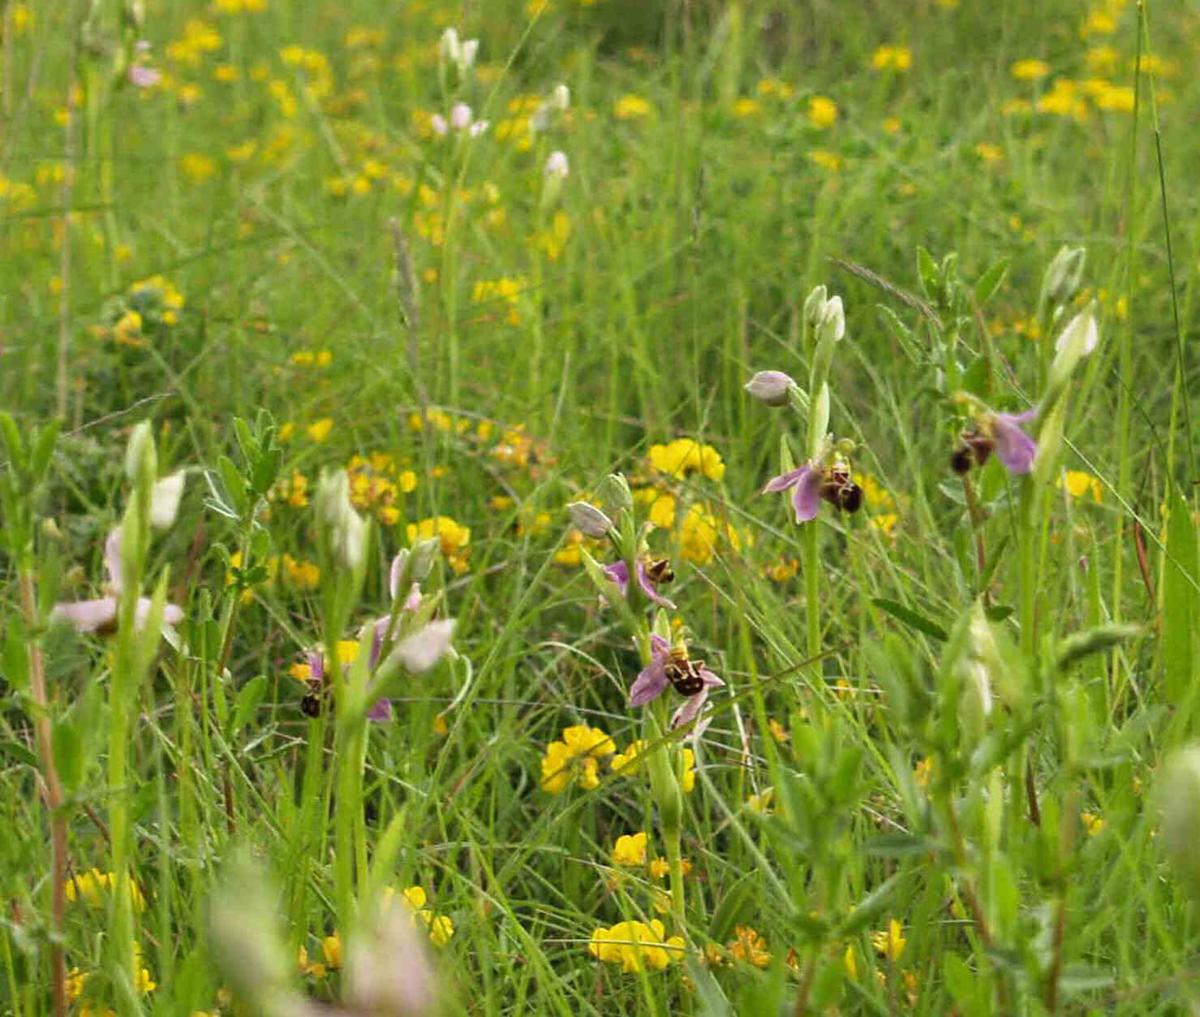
[149,471,186,530]
[315,470,366,571]
[744,370,795,407]
[408,537,440,581]
[551,83,570,110]
[568,501,613,538]
[1040,245,1086,307]
[544,150,569,179]
[439,28,461,66]
[594,473,633,515]
[458,38,478,73]
[449,102,472,131]
[1160,746,1200,897]
[124,421,157,488]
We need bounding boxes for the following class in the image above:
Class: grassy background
[1,0,1198,1012]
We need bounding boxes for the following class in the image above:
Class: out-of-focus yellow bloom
[732,97,761,118]
[728,926,771,968]
[872,919,906,962]
[1060,470,1103,503]
[808,149,843,173]
[870,46,912,72]
[589,920,684,972]
[306,418,333,442]
[65,869,146,911]
[614,94,652,120]
[282,554,320,590]
[408,516,471,573]
[1010,58,1050,81]
[1082,811,1105,836]
[807,95,838,129]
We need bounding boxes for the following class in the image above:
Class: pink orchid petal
[50,598,118,633]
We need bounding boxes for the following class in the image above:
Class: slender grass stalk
[18,568,67,1017]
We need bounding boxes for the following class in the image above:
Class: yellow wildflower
[306,418,333,443]
[871,919,906,962]
[807,95,838,129]
[589,920,684,972]
[1082,811,1105,836]
[870,46,912,72]
[540,725,614,794]
[1010,58,1050,81]
[612,832,649,867]
[807,149,843,173]
[407,516,471,574]
[648,438,725,481]
[728,926,771,968]
[614,94,652,120]
[1060,470,1103,503]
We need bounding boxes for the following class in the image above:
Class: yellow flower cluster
[166,20,223,67]
[68,946,156,1004]
[588,919,684,972]
[471,277,527,326]
[614,94,653,120]
[1060,470,1103,503]
[385,885,456,946]
[855,472,899,539]
[728,925,771,968]
[540,724,614,794]
[65,869,146,911]
[647,439,725,482]
[290,349,332,367]
[611,739,696,793]
[299,932,343,979]
[870,45,912,73]
[408,516,471,574]
[347,453,417,526]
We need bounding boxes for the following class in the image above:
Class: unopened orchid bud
[551,83,570,110]
[439,27,460,66]
[802,284,828,327]
[594,473,633,515]
[124,421,157,488]
[1046,307,1099,398]
[315,470,366,571]
[408,537,440,581]
[430,113,448,136]
[1041,245,1086,307]
[815,295,845,344]
[459,38,478,72]
[744,370,795,407]
[149,471,185,530]
[568,501,613,538]
[544,150,569,179]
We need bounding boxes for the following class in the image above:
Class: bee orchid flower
[953,408,1038,476]
[602,560,676,610]
[51,529,183,636]
[630,635,723,729]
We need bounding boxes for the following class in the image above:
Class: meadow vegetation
[2,0,1199,1013]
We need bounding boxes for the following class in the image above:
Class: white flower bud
[449,102,472,131]
[1160,746,1200,895]
[149,471,185,530]
[816,294,845,343]
[315,470,366,571]
[439,28,460,66]
[458,38,478,72]
[567,501,613,538]
[744,370,795,407]
[1041,245,1086,306]
[124,421,157,486]
[544,150,570,179]
[551,83,570,110]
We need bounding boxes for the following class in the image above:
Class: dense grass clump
[2,0,1199,1013]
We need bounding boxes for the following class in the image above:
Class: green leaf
[707,871,757,943]
[231,674,269,738]
[973,257,1010,307]
[52,718,83,791]
[0,739,38,768]
[1163,489,1197,704]
[877,304,923,364]
[872,597,948,641]
[216,454,249,516]
[1055,624,1141,672]
[916,246,939,302]
[29,421,60,485]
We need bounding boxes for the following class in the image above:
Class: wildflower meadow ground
[2,0,1200,1013]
